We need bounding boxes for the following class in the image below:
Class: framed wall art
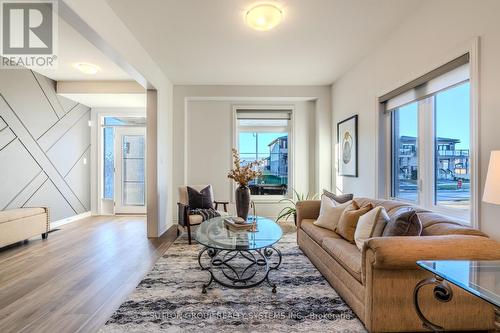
[337,115,358,177]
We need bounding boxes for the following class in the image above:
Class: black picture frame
[337,115,358,177]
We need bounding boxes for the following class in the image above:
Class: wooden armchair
[177,185,228,244]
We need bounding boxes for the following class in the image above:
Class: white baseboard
[51,211,91,229]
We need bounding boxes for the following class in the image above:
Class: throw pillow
[382,207,423,236]
[336,201,374,243]
[187,185,214,209]
[323,189,354,204]
[313,195,352,231]
[354,206,390,251]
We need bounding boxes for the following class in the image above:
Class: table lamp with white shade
[483,151,500,205]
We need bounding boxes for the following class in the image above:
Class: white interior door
[114,127,146,214]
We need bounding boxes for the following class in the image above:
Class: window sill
[388,197,421,207]
[430,204,471,225]
[250,195,288,204]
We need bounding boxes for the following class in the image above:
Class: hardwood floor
[0,215,178,333]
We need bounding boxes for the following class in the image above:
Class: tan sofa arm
[296,200,321,228]
[363,235,500,270]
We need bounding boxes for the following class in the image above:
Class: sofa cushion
[354,206,390,251]
[423,222,487,237]
[418,212,488,237]
[355,197,486,237]
[383,207,422,236]
[322,189,353,204]
[336,201,373,243]
[313,195,351,231]
[355,197,416,215]
[188,214,203,225]
[0,208,46,224]
[322,237,362,283]
[301,219,341,244]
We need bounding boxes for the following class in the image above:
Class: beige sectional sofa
[296,197,500,332]
[0,207,50,248]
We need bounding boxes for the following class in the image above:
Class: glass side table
[415,260,500,332]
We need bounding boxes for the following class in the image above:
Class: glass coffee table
[415,260,500,332]
[195,215,283,293]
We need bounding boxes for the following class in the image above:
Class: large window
[434,82,470,211]
[392,102,419,201]
[236,110,291,196]
[385,54,472,220]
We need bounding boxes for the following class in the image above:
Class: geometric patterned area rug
[100,224,367,333]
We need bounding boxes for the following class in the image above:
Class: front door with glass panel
[114,127,146,214]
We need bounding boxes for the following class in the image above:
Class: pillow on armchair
[187,185,214,209]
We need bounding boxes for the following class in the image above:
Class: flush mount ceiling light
[245,3,283,31]
[74,62,100,75]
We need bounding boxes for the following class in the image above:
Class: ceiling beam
[57,80,145,94]
[58,0,151,89]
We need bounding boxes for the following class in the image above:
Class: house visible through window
[383,54,472,220]
[392,101,419,201]
[434,82,470,210]
[236,110,291,196]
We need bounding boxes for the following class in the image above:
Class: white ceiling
[34,17,131,81]
[106,0,425,85]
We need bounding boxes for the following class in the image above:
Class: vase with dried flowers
[227,148,262,220]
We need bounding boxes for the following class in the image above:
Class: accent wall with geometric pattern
[0,68,90,222]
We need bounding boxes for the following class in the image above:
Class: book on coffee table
[223,217,255,231]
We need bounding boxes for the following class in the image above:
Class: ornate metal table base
[197,246,282,293]
[413,275,454,332]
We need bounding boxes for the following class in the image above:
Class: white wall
[173,85,330,220]
[331,0,500,239]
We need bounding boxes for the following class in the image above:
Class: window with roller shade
[236,110,291,196]
[381,54,472,220]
